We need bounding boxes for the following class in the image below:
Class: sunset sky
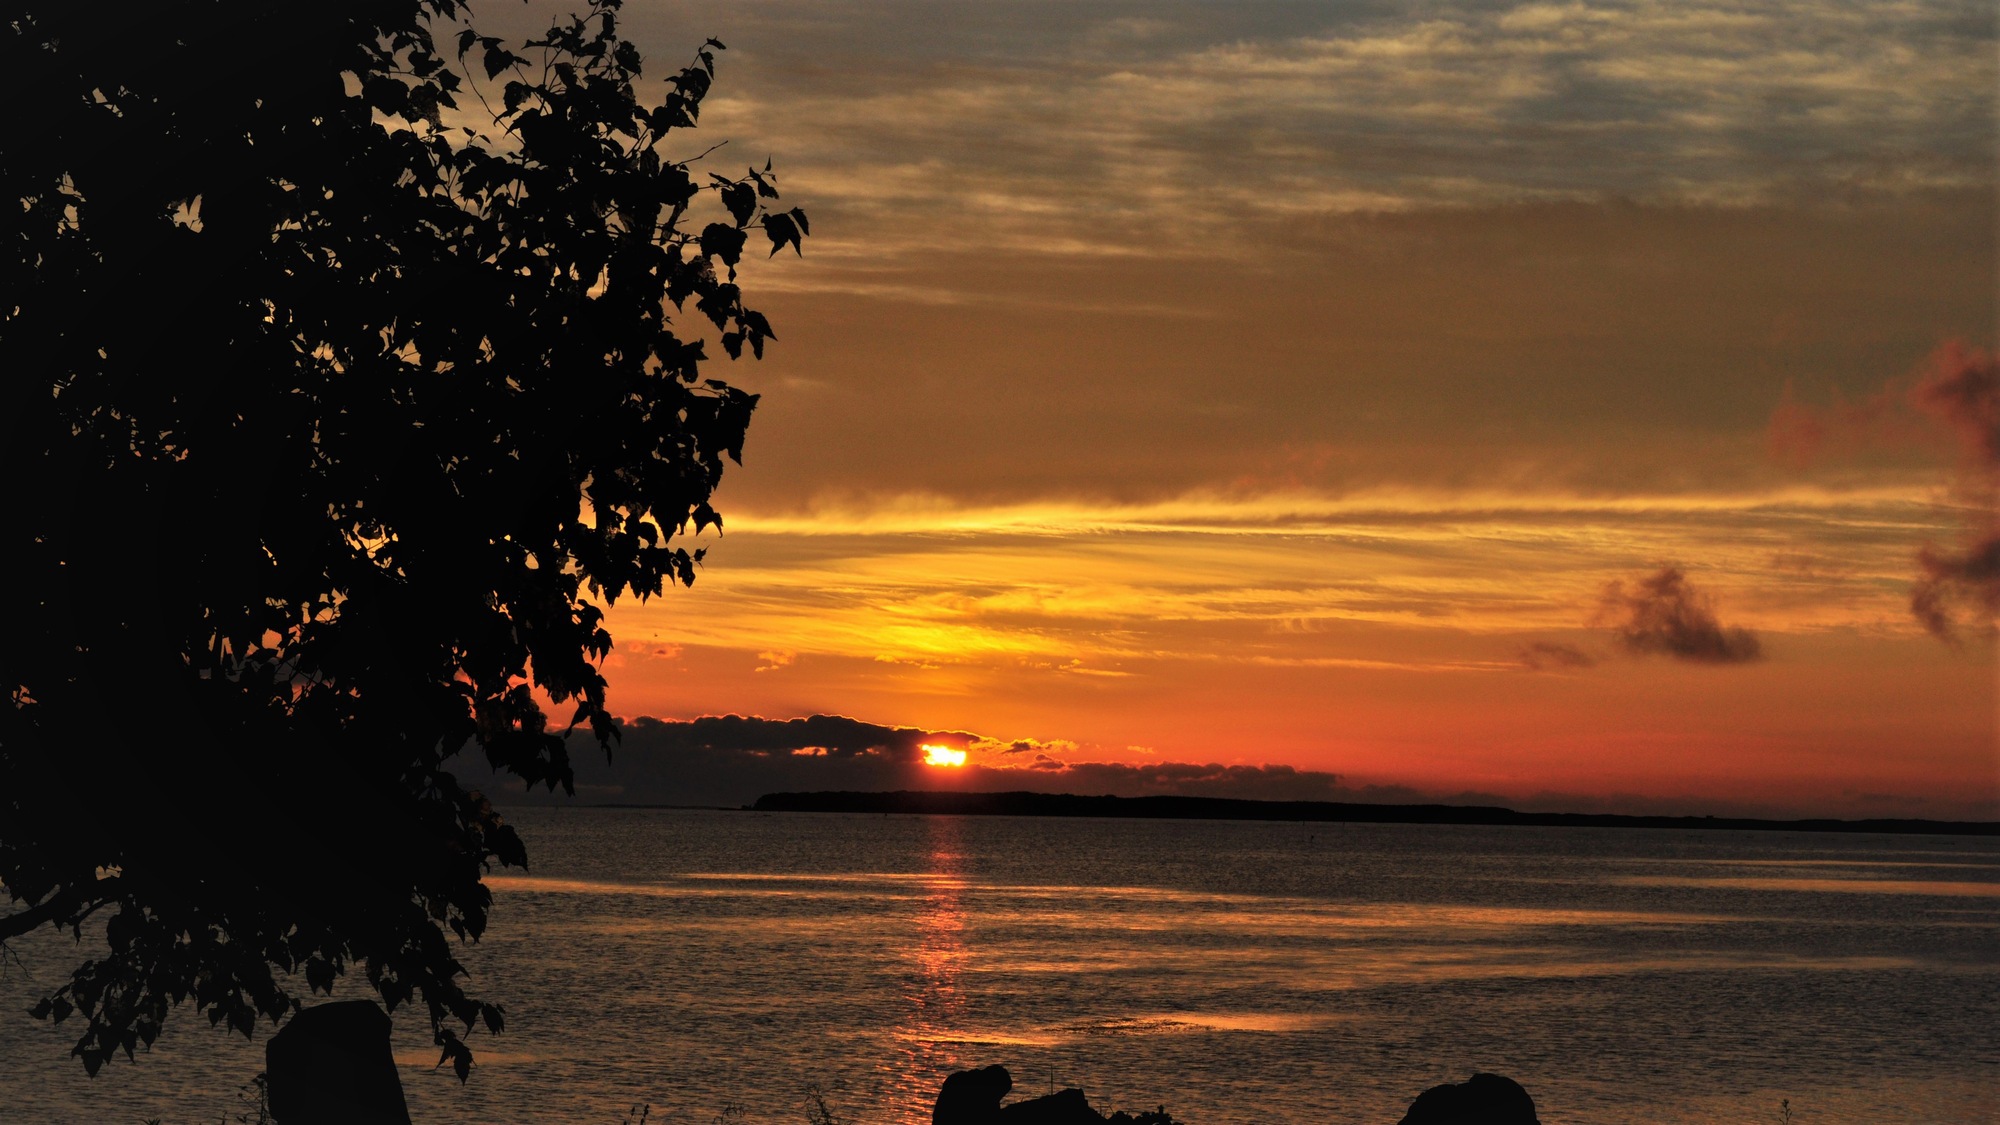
[496,0,1995,818]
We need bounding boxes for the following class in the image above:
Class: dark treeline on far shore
[730,790,2000,836]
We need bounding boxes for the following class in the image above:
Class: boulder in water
[1397,1072,1539,1124]
[997,1087,1105,1125]
[935,1067,1176,1125]
[935,1064,1015,1125]
[264,1000,411,1125]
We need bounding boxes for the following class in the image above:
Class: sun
[921,744,968,768]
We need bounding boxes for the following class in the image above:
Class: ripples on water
[2,811,1995,1123]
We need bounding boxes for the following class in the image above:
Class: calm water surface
[2,810,1995,1123]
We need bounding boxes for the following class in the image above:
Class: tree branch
[0,887,82,943]
[0,878,121,943]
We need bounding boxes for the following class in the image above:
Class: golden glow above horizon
[593,474,1998,817]
[922,744,969,768]
[607,481,1966,670]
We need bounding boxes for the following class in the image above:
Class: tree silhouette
[0,0,805,1077]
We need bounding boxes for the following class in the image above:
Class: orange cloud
[1911,341,2000,468]
[1770,342,1999,642]
[1765,379,1906,468]
[1907,343,2000,641]
[1767,341,1997,470]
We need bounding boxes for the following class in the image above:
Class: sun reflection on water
[881,817,971,1122]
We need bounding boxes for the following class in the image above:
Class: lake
[1,808,1995,1123]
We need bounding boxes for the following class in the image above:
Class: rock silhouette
[936,1064,1016,1124]
[1398,1072,1540,1124]
[936,1064,1544,1112]
[936,1063,1536,1124]
[934,1066,1174,1125]
[999,1089,1105,1125]
[265,1001,412,1125]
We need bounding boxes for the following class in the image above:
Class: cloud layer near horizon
[453,713,1998,821]
[457,713,1361,808]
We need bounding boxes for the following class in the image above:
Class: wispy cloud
[1519,641,1597,670]
[609,483,1954,675]
[691,0,1996,258]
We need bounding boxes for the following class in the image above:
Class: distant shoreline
[718,790,2000,836]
